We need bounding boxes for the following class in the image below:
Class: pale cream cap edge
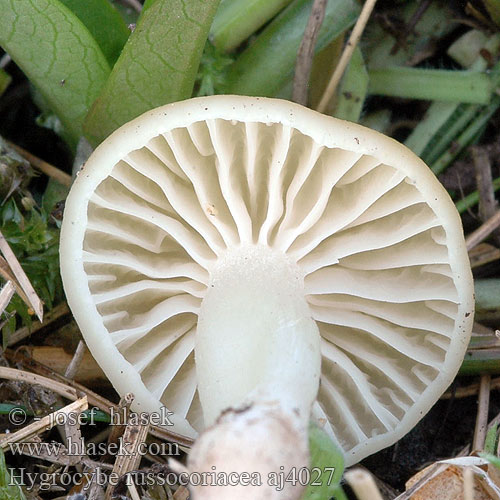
[59,95,475,464]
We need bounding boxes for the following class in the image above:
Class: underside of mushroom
[60,96,474,472]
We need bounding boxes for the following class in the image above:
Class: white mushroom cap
[60,95,474,466]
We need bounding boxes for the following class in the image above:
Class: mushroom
[60,95,474,496]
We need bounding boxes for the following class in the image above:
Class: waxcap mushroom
[60,95,474,469]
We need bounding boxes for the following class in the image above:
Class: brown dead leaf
[406,463,493,500]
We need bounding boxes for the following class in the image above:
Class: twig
[0,396,87,450]
[345,468,385,500]
[107,392,134,450]
[469,243,500,269]
[10,434,77,465]
[465,210,500,250]
[8,302,69,346]
[0,280,15,316]
[472,145,500,245]
[406,0,432,34]
[292,0,328,106]
[127,481,142,500]
[105,419,149,499]
[0,229,43,321]
[5,349,195,447]
[64,340,86,380]
[5,141,72,187]
[0,256,32,309]
[442,376,500,400]
[472,374,491,451]
[472,146,497,222]
[0,366,78,400]
[316,0,378,113]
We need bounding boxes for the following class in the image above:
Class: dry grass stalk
[0,396,87,450]
[9,433,77,466]
[463,467,475,500]
[0,365,78,400]
[5,140,72,186]
[127,481,142,500]
[0,229,43,320]
[7,302,70,346]
[345,468,385,500]
[0,255,33,311]
[442,377,500,400]
[292,0,328,105]
[466,211,500,251]
[469,243,500,269]
[472,375,491,451]
[316,0,378,113]
[107,392,135,449]
[0,279,15,315]
[5,349,194,447]
[473,146,500,243]
[105,418,150,499]
[64,339,87,379]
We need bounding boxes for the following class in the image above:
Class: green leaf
[479,452,500,469]
[58,0,130,65]
[304,422,344,500]
[0,448,26,500]
[223,0,359,97]
[0,0,111,149]
[484,424,498,454]
[210,0,294,52]
[42,178,69,214]
[84,0,220,146]
[367,67,493,105]
[195,42,234,96]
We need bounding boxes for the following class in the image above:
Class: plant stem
[431,96,500,175]
[423,104,479,165]
[223,0,359,97]
[456,177,500,214]
[368,67,493,104]
[405,33,500,159]
[210,0,294,52]
[460,349,500,376]
[405,101,459,157]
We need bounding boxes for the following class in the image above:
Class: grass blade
[368,67,493,105]
[223,0,359,97]
[304,422,344,500]
[210,0,294,52]
[58,0,130,65]
[333,47,368,122]
[83,0,220,146]
[0,0,111,149]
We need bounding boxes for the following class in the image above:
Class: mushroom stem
[191,244,321,497]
